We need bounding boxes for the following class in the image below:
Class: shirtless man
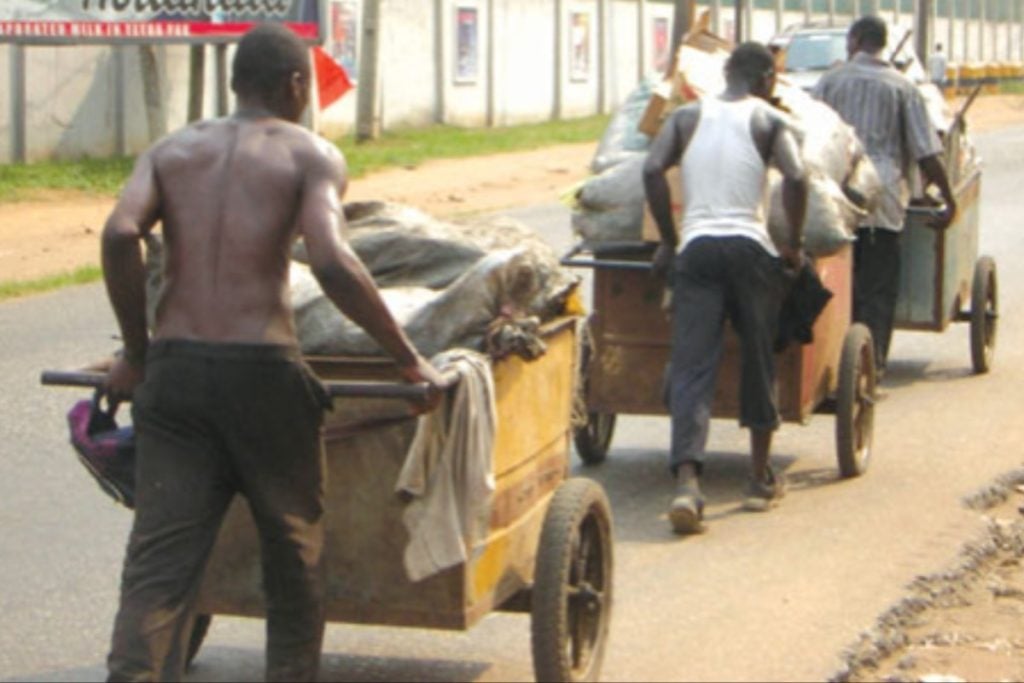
[101,24,442,681]
[644,42,808,534]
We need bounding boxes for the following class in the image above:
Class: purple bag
[67,391,136,509]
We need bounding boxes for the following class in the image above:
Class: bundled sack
[146,201,579,358]
[591,79,657,174]
[294,246,566,358]
[571,41,881,254]
[570,153,647,244]
[764,81,883,255]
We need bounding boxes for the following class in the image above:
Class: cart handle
[40,369,460,401]
[560,243,656,272]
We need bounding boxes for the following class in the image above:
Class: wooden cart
[42,317,614,683]
[562,243,876,479]
[894,167,996,373]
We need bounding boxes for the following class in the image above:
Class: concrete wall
[4,0,1024,162]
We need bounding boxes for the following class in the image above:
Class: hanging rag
[394,349,497,582]
[774,259,834,352]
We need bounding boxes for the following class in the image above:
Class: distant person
[813,16,956,378]
[929,42,949,87]
[644,42,808,534]
[101,24,443,682]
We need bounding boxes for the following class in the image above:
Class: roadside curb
[831,467,1024,682]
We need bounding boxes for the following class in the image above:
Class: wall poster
[0,0,324,44]
[455,5,479,84]
[328,0,358,79]
[569,10,591,82]
[652,15,670,74]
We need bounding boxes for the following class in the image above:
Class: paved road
[1,125,1022,683]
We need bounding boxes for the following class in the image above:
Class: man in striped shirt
[812,15,956,377]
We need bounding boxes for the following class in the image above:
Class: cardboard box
[641,166,683,243]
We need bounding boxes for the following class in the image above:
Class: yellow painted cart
[42,316,614,683]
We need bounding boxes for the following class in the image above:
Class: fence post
[553,0,564,120]
[215,43,228,117]
[433,0,445,125]
[187,44,204,123]
[356,0,382,141]
[637,0,647,83]
[10,44,26,163]
[978,0,985,60]
[948,0,956,63]
[598,0,609,114]
[113,46,127,157]
[487,0,497,126]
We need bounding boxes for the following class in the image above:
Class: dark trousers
[107,340,330,683]
[667,237,789,473]
[852,227,901,373]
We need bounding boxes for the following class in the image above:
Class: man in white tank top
[644,42,808,535]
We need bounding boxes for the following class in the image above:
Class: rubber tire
[573,316,616,466]
[970,256,997,374]
[185,613,212,670]
[531,478,614,683]
[836,323,876,479]
[573,413,616,466]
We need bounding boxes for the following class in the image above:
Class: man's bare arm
[918,154,957,229]
[102,149,162,367]
[769,116,808,264]
[643,107,695,252]
[298,143,438,384]
[643,106,698,278]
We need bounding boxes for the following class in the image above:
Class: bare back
[141,117,344,346]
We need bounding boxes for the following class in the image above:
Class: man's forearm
[919,154,956,206]
[101,229,150,363]
[643,168,678,249]
[781,176,808,247]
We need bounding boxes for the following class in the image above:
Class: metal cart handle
[40,369,460,401]
[559,242,656,272]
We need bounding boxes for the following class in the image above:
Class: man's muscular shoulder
[670,101,701,134]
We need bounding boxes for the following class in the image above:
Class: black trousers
[852,227,901,373]
[667,237,789,473]
[107,340,330,683]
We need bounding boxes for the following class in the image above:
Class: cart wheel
[573,317,616,466]
[969,256,997,374]
[532,478,614,683]
[573,413,616,466]
[836,323,876,479]
[185,613,211,669]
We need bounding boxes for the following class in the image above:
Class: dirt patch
[836,471,1024,683]
[0,143,594,285]
[1,94,1022,286]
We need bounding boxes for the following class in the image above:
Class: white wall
[4,0,1023,162]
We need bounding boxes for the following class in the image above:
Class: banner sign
[0,0,324,45]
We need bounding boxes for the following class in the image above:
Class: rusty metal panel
[895,170,981,331]
[587,246,853,424]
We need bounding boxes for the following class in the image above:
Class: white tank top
[679,96,777,256]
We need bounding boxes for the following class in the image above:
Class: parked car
[772,23,926,91]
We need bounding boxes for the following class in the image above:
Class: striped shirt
[812,52,943,230]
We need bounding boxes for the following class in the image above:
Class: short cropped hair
[849,15,887,50]
[231,24,310,98]
[725,42,776,85]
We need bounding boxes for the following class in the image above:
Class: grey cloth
[813,52,943,230]
[667,237,789,473]
[395,349,497,582]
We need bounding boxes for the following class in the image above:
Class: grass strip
[0,115,610,202]
[0,265,103,302]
